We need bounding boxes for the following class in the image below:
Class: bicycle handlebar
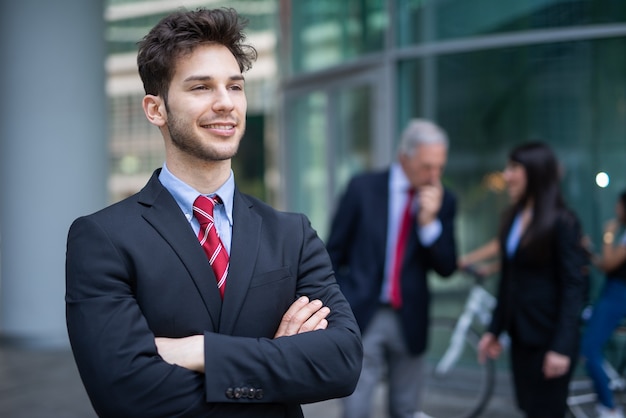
[459,264,488,285]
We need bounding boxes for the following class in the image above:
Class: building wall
[280,0,626,298]
[0,0,108,347]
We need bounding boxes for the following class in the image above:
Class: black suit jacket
[488,212,585,359]
[325,169,457,355]
[65,170,362,418]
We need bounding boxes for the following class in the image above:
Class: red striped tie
[389,189,415,309]
[193,195,229,298]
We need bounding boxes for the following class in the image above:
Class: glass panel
[106,0,278,55]
[399,37,626,294]
[331,84,374,203]
[397,0,626,45]
[284,92,329,232]
[284,82,376,238]
[397,59,423,132]
[289,0,387,74]
[233,115,267,200]
[108,94,164,202]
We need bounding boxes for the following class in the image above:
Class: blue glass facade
[280,1,626,301]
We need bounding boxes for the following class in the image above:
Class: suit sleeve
[203,213,363,404]
[550,215,585,357]
[325,177,360,270]
[488,261,508,337]
[420,190,458,277]
[66,217,216,417]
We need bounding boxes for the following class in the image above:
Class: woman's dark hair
[136,8,257,102]
[500,142,573,260]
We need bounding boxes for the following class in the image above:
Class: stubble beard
[168,112,242,162]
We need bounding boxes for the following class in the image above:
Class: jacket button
[234,387,242,399]
[225,388,234,399]
[247,387,255,398]
[255,388,264,400]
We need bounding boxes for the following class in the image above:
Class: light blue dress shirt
[380,163,443,303]
[158,163,234,254]
[505,211,523,259]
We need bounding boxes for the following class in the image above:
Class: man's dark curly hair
[137,8,257,102]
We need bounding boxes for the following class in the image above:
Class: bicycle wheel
[421,318,495,418]
[567,363,626,418]
[567,375,598,418]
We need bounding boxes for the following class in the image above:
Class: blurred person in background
[326,119,458,418]
[477,142,586,418]
[580,190,626,418]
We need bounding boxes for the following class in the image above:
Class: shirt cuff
[418,219,442,247]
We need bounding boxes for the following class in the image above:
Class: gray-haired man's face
[400,143,447,188]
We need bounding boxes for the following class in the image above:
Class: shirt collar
[390,162,411,193]
[158,162,235,226]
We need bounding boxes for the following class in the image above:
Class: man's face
[400,143,447,188]
[163,43,247,162]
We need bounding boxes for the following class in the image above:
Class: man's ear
[142,95,166,127]
[398,152,408,169]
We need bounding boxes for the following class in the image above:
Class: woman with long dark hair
[477,142,587,418]
[580,190,626,418]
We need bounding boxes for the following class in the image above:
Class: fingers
[418,184,442,204]
[274,296,309,337]
[489,343,502,359]
[477,348,486,365]
[543,366,567,379]
[314,318,328,331]
[416,184,443,225]
[477,335,490,364]
[477,333,501,364]
[300,306,330,333]
[274,296,330,338]
[543,351,570,379]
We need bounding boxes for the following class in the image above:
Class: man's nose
[213,88,234,111]
[429,168,442,182]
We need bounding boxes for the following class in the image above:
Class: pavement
[0,343,524,418]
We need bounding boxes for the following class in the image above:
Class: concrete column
[0,0,108,348]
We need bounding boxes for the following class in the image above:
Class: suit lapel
[219,190,262,334]
[138,171,222,330]
[376,171,391,258]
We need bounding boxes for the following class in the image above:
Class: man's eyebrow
[183,75,246,83]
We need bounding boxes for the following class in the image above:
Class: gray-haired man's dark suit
[326,169,457,356]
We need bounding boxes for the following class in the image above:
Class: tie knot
[193,195,220,226]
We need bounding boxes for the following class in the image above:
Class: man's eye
[192,85,208,91]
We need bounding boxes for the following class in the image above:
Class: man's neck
[166,157,232,195]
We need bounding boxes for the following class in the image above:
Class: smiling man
[65,8,362,418]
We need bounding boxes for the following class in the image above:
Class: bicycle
[420,266,508,418]
[567,319,626,418]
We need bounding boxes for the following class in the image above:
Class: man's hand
[477,332,502,364]
[155,334,204,373]
[542,350,570,379]
[416,181,443,226]
[274,296,330,338]
[154,296,330,372]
